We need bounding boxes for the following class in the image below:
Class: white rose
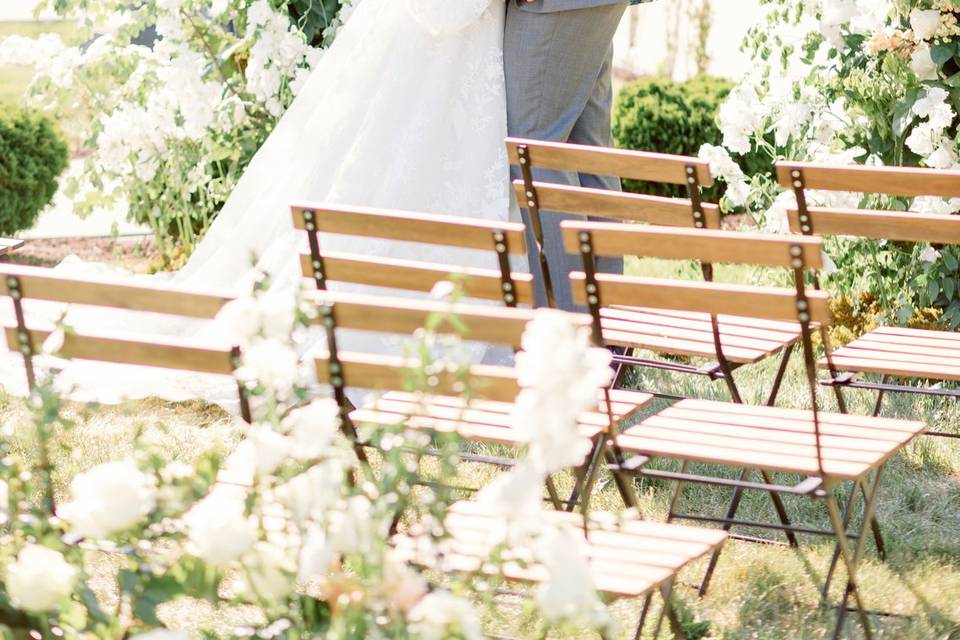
[231,425,292,476]
[920,245,942,263]
[238,338,300,395]
[926,145,956,170]
[216,296,262,347]
[297,525,334,582]
[241,542,295,601]
[275,459,343,522]
[905,122,938,157]
[284,398,341,460]
[7,545,76,612]
[535,528,610,630]
[910,9,941,41]
[59,460,156,539]
[185,488,256,566]
[910,43,939,81]
[408,591,482,640]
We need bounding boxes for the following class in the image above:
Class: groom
[505,0,631,311]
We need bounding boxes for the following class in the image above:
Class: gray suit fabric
[505,0,628,310]
[519,0,627,13]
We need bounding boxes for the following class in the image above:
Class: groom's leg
[569,40,625,281]
[505,0,628,310]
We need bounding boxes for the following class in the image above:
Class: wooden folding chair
[0,263,251,421]
[291,203,534,307]
[308,289,653,512]
[506,137,802,405]
[394,500,727,640]
[0,238,23,257]
[778,161,960,438]
[564,221,926,639]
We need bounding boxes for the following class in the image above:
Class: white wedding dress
[0,0,515,407]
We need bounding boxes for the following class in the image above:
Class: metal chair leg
[699,467,748,596]
[660,578,687,640]
[665,461,691,523]
[871,375,889,417]
[760,470,799,547]
[765,343,795,406]
[823,469,885,640]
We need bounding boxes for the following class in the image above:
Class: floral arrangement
[0,281,615,639]
[0,0,357,265]
[700,0,960,326]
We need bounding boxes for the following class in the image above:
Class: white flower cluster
[245,0,315,114]
[477,310,613,631]
[905,87,958,168]
[216,289,304,396]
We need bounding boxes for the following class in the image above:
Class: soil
[0,236,161,273]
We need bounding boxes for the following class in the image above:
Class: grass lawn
[0,21,79,105]
[0,259,958,638]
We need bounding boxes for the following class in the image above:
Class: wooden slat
[310,290,590,347]
[0,264,230,319]
[776,162,960,198]
[4,325,235,375]
[392,500,725,599]
[300,252,535,305]
[512,181,721,228]
[787,207,960,244]
[823,326,960,381]
[314,352,520,402]
[599,308,798,364]
[0,238,23,256]
[572,273,833,324]
[562,221,824,269]
[377,388,654,425]
[506,137,714,187]
[618,399,924,480]
[291,203,528,254]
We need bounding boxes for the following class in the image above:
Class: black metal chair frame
[513,142,796,408]
[572,227,901,640]
[787,165,960,439]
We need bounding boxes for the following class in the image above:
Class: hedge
[0,107,69,236]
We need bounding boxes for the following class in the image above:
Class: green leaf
[893,89,919,138]
[943,277,955,301]
[133,575,183,626]
[927,278,940,303]
[944,250,958,271]
[932,42,957,65]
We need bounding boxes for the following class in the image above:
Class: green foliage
[612,75,763,202]
[284,0,342,46]
[0,107,68,236]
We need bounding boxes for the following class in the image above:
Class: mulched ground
[0,236,161,273]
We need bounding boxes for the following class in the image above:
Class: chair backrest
[309,289,592,404]
[0,264,247,417]
[775,161,960,244]
[505,137,719,307]
[562,221,833,472]
[291,203,535,307]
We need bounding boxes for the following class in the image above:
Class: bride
[172,0,513,295]
[1,0,516,405]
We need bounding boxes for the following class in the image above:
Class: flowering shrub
[0,0,357,265]
[702,0,960,325]
[0,282,614,638]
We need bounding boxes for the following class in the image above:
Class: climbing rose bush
[0,0,358,265]
[0,283,613,638]
[702,0,960,326]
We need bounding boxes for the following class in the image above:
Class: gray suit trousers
[505,0,628,311]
